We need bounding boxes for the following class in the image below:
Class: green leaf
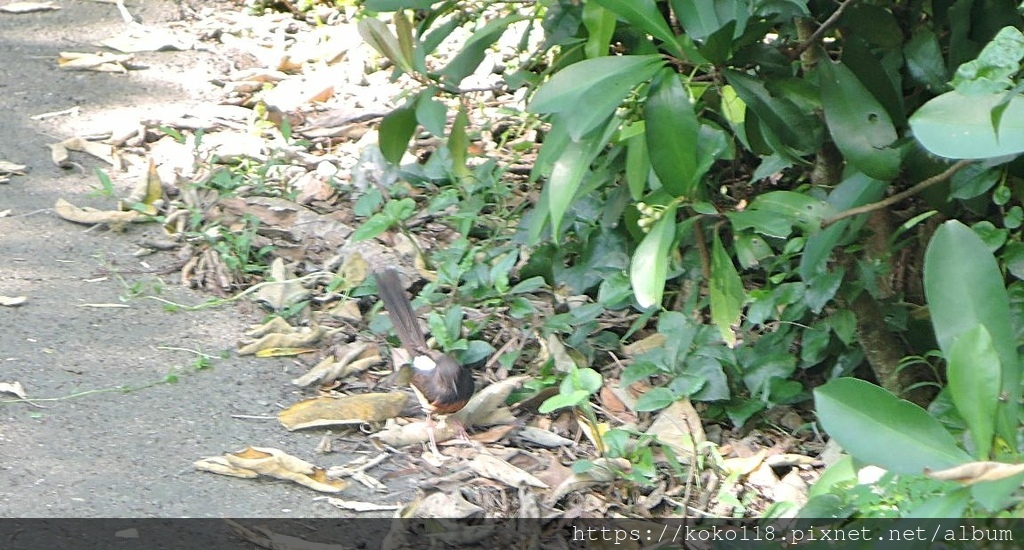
[671,0,747,43]
[574,367,604,394]
[947,325,1001,459]
[357,18,412,73]
[447,105,471,179]
[591,0,683,57]
[925,220,1018,450]
[582,2,617,58]
[439,15,526,85]
[633,387,675,411]
[904,28,949,93]
[529,55,664,140]
[814,378,972,474]
[539,389,590,413]
[819,60,900,180]
[644,69,699,197]
[351,212,395,241]
[377,104,417,164]
[724,69,821,155]
[905,489,970,518]
[799,172,887,279]
[365,0,436,10]
[909,91,1024,159]
[709,232,744,347]
[631,204,678,309]
[415,90,447,137]
[951,26,1024,95]
[736,191,832,236]
[547,121,611,236]
[949,164,1001,200]
[625,126,649,200]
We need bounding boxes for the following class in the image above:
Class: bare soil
[0,0,415,517]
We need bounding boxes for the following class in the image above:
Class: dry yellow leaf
[278,392,408,431]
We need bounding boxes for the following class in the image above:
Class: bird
[374,268,475,453]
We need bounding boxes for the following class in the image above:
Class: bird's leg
[425,413,443,458]
[438,415,472,446]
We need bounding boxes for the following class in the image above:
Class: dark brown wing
[375,268,429,353]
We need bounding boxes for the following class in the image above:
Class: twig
[822,160,972,227]
[791,0,858,58]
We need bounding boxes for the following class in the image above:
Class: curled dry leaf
[193,456,260,479]
[54,198,144,225]
[237,325,325,355]
[251,257,311,312]
[0,295,27,307]
[925,461,1024,485]
[50,137,118,167]
[245,316,297,337]
[118,158,163,215]
[58,51,134,72]
[514,426,573,448]
[450,374,529,428]
[371,419,459,448]
[278,392,408,431]
[254,347,318,357]
[467,454,549,489]
[0,161,26,184]
[292,342,379,387]
[208,446,348,493]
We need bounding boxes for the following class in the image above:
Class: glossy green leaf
[644,70,699,197]
[815,378,972,474]
[950,164,1001,200]
[631,204,678,309]
[392,11,416,72]
[377,104,417,164]
[948,325,1001,459]
[591,0,683,56]
[911,92,1024,159]
[439,15,525,85]
[724,69,820,154]
[539,389,590,413]
[905,490,970,518]
[925,220,1018,449]
[841,4,902,48]
[820,60,900,180]
[357,18,412,73]
[748,191,831,234]
[582,2,617,58]
[670,0,747,43]
[529,55,664,140]
[799,172,887,279]
[710,232,744,347]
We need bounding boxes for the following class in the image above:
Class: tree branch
[822,160,973,227]
[791,0,858,59]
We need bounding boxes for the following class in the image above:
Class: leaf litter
[16,0,828,525]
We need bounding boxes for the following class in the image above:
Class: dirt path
[0,0,409,517]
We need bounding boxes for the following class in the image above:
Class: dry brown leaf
[325,299,362,322]
[722,449,769,477]
[0,2,59,13]
[925,461,1024,485]
[237,325,325,355]
[193,456,259,479]
[544,457,631,506]
[644,398,706,462]
[57,51,134,72]
[251,257,311,311]
[467,454,549,489]
[621,333,666,357]
[278,392,408,431]
[118,158,162,215]
[245,316,297,337]
[54,198,144,225]
[450,375,529,428]
[50,137,118,167]
[0,295,27,307]
[395,491,484,519]
[469,424,517,444]
[220,446,348,493]
[254,347,318,357]
[514,426,573,448]
[0,161,26,182]
[291,342,379,387]
[371,419,459,448]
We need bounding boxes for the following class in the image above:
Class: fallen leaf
[54,198,143,225]
[57,51,134,73]
[925,461,1024,485]
[514,426,573,448]
[278,392,408,431]
[291,342,379,387]
[545,457,631,506]
[200,446,348,493]
[0,381,28,399]
[251,257,311,311]
[255,347,318,357]
[0,2,59,13]
[118,158,163,215]
[467,454,549,489]
[237,325,325,355]
[0,295,27,307]
[644,398,706,463]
